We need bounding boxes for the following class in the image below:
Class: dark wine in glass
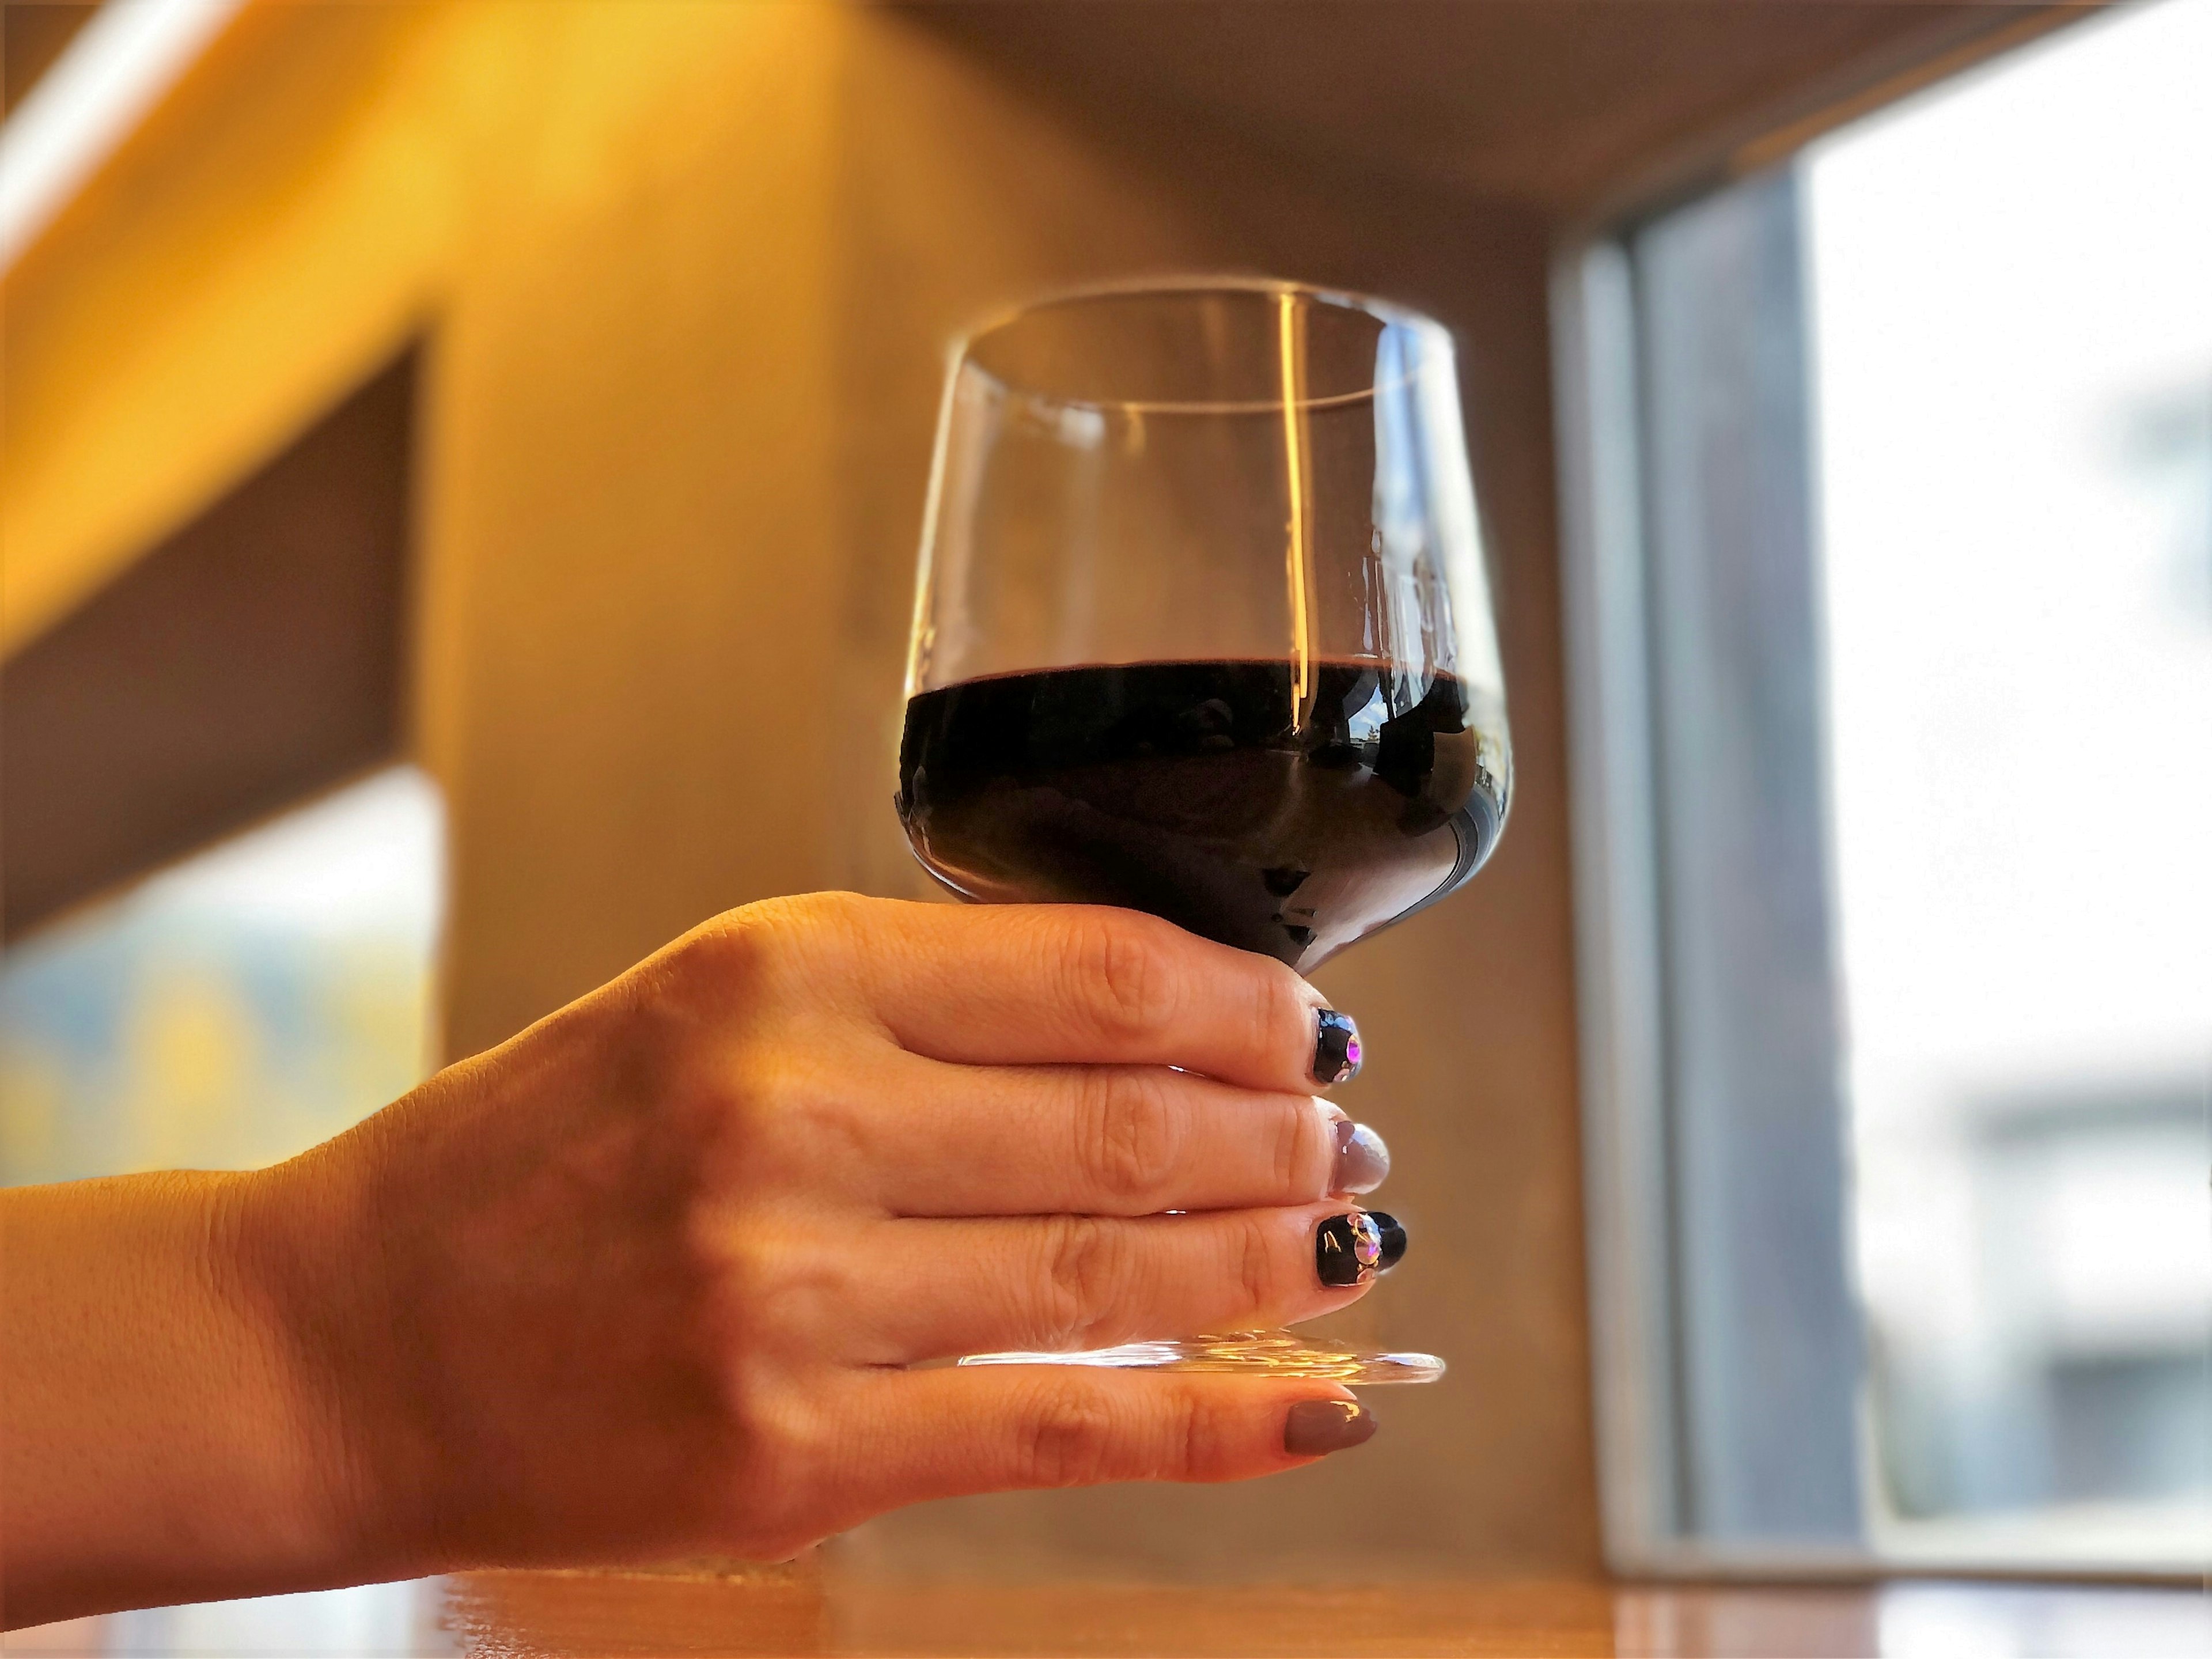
[900,660,1506,972]
[896,280,1511,1381]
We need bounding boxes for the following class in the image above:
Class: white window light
[0,0,243,271]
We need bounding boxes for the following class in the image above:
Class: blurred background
[2,0,2204,1620]
[1808,9,2211,1556]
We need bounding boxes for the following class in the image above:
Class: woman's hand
[286,893,1399,1571]
[5,895,1399,1624]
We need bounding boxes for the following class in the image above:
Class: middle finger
[851,1052,1385,1218]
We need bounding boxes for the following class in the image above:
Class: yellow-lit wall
[2,1,1597,1578]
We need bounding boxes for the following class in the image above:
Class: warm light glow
[0,0,243,271]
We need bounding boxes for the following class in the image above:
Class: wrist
[233,1129,438,1588]
[1,1168,387,1626]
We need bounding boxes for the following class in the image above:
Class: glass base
[956,1327,1444,1384]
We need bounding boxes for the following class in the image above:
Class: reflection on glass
[0,767,445,1185]
[1808,0,2212,1560]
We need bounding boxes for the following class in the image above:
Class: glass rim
[949,274,1451,416]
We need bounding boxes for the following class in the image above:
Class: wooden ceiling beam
[911,2,2097,221]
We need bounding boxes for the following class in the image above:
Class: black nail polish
[1369,1211,1408,1272]
[1312,1009,1362,1085]
[1316,1212,1384,1287]
[1332,1120,1390,1195]
[1284,1399,1377,1456]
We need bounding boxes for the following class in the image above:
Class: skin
[1,895,1385,1630]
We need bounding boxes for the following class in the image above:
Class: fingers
[852,1051,1358,1218]
[836,1205,1392,1363]
[835,900,1355,1093]
[839,1369,1377,1508]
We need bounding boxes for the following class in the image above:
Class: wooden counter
[15,1569,2208,1657]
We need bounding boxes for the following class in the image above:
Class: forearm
[1,1169,368,1627]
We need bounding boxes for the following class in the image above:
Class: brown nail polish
[1332,1120,1390,1195]
[1284,1399,1377,1456]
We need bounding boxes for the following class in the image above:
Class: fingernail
[1312,1009,1362,1085]
[1369,1211,1408,1271]
[1284,1398,1377,1456]
[1332,1120,1390,1195]
[1316,1211,1385,1287]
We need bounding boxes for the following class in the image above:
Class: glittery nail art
[1368,1211,1408,1271]
[1315,1211,1386,1287]
[1312,1009,1363,1085]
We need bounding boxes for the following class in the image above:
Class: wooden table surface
[12,1567,2209,1657]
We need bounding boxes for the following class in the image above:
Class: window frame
[1548,10,2206,1581]
[1555,210,1873,1579]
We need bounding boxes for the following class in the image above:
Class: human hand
[257,894,1400,1577]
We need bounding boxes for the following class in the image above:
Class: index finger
[845,902,1359,1094]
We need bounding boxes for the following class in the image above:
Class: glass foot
[957,1328,1444,1384]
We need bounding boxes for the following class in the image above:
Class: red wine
[896,660,1508,969]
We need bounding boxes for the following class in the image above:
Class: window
[0,340,422,1187]
[1559,0,2210,1574]
[0,767,444,1184]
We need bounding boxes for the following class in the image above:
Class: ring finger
[831,1204,1408,1365]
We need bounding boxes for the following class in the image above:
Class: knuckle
[1038,1216,1130,1349]
[779,890,876,943]
[713,1383,838,1547]
[722,1223,854,1346]
[1232,1213,1282,1313]
[1259,964,1313,1062]
[748,890,870,933]
[1069,913,1180,1042]
[694,893,872,986]
[745,1048,862,1156]
[1077,1070,1185,1207]
[696,1217,782,1313]
[1268,1098,1319,1198]
[694,906,789,974]
[681,1041,771,1124]
[756,1391,838,1490]
[711,1345,780,1438]
[657,915,787,1023]
[669,1052,801,1181]
[1014,1387,1120,1488]
[1170,1391,1223,1479]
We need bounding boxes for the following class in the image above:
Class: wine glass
[894,278,1510,1383]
